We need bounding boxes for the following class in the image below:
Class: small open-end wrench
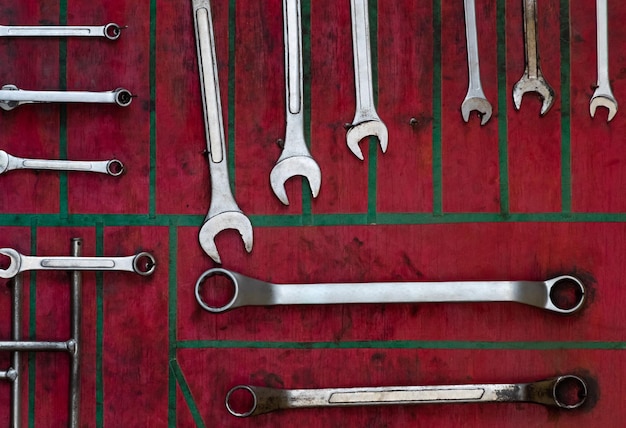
[590,0,617,122]
[346,0,388,160]
[226,375,587,417]
[461,0,492,125]
[195,268,585,314]
[193,0,253,264]
[0,150,124,176]
[0,23,123,40]
[0,248,156,278]
[270,0,321,205]
[512,0,554,116]
[0,85,133,111]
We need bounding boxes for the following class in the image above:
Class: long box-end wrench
[0,85,133,110]
[226,375,587,417]
[0,23,123,40]
[0,150,124,176]
[195,268,585,314]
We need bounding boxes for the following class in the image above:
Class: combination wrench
[270,0,321,205]
[0,150,124,176]
[590,0,617,121]
[512,0,554,116]
[0,22,123,40]
[226,375,587,417]
[193,0,253,264]
[195,268,585,314]
[346,0,388,160]
[0,86,132,111]
[461,0,492,125]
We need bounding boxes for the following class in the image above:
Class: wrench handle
[596,0,610,85]
[463,0,483,93]
[522,0,540,79]
[283,0,302,116]
[350,0,376,114]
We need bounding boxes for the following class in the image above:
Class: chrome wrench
[270,0,321,205]
[193,0,253,264]
[0,85,132,111]
[0,150,124,176]
[226,375,587,417]
[590,0,617,121]
[0,23,123,40]
[346,0,388,160]
[195,268,585,314]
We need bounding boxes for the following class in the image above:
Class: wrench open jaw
[590,92,618,122]
[461,96,492,125]
[346,119,388,161]
[512,76,555,116]
[270,155,321,205]
[198,211,253,265]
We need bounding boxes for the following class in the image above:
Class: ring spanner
[0,22,123,40]
[195,268,585,314]
[0,86,133,111]
[0,150,124,176]
[226,375,587,417]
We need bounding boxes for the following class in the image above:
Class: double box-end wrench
[195,268,585,314]
[512,0,554,116]
[0,85,133,111]
[193,0,253,264]
[270,0,321,205]
[0,150,124,176]
[0,22,123,40]
[346,0,387,160]
[225,375,587,417]
[590,0,617,122]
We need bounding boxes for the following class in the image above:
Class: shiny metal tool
[226,375,588,417]
[270,0,321,205]
[0,149,124,176]
[0,248,156,278]
[195,268,585,314]
[512,0,554,116]
[0,22,123,40]
[590,0,617,121]
[193,0,253,264]
[346,0,388,160]
[461,0,492,125]
[0,85,132,111]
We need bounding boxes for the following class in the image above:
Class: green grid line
[95,223,104,428]
[149,0,158,218]
[168,224,178,427]
[496,0,510,216]
[27,221,37,428]
[432,0,442,216]
[560,0,572,214]
[170,360,206,428]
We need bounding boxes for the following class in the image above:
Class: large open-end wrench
[0,150,124,176]
[195,268,585,314]
[0,85,133,111]
[226,375,587,417]
[270,0,321,205]
[0,23,123,40]
[512,0,554,116]
[590,0,617,122]
[461,0,492,125]
[193,0,253,264]
[346,0,388,160]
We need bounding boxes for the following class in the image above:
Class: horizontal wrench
[195,268,585,314]
[0,150,124,176]
[0,248,156,278]
[0,85,133,111]
[0,23,123,40]
[226,375,587,417]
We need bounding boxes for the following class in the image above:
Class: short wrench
[0,85,132,111]
[346,0,388,160]
[226,375,587,417]
[0,150,124,176]
[270,0,321,205]
[0,23,123,40]
[0,248,156,278]
[195,268,585,314]
[461,0,492,125]
[193,0,253,264]
[590,0,617,121]
[512,0,554,116]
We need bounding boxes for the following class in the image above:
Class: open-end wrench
[0,85,133,111]
[0,150,124,176]
[512,0,554,116]
[590,0,617,121]
[346,0,388,160]
[195,268,585,314]
[0,248,156,278]
[193,0,253,264]
[226,375,587,417]
[461,0,492,125]
[0,23,123,40]
[270,0,321,205]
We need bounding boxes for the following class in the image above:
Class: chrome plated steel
[0,85,133,110]
[590,0,617,121]
[0,22,123,40]
[0,149,124,176]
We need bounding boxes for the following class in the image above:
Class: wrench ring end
[114,88,133,107]
[106,159,125,176]
[103,23,123,41]
[132,252,156,276]
[551,375,587,409]
[195,268,239,313]
[544,275,585,314]
[0,248,21,279]
[225,385,257,417]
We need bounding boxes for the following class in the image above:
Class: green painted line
[496,0,510,216]
[432,0,443,216]
[301,0,313,224]
[560,0,572,215]
[27,221,37,428]
[228,0,237,193]
[367,0,379,223]
[59,1,68,220]
[149,0,157,218]
[168,225,178,427]
[95,223,104,428]
[170,360,206,428]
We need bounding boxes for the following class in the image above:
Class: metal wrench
[0,248,156,278]
[512,0,555,116]
[346,0,388,160]
[270,0,321,205]
[193,0,253,264]
[226,375,587,417]
[461,0,492,125]
[0,149,124,176]
[590,0,617,121]
[0,22,123,40]
[195,268,585,314]
[0,85,133,111]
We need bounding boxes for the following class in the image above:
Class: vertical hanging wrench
[270,0,321,205]
[590,0,617,121]
[512,0,555,116]
[346,0,388,160]
[193,0,253,264]
[461,0,492,125]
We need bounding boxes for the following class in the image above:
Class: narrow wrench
[0,85,133,110]
[270,0,321,205]
[461,0,492,125]
[346,0,388,160]
[0,23,123,40]
[0,248,156,278]
[512,0,555,116]
[193,0,253,264]
[590,0,617,121]
[195,268,585,314]
[0,150,124,176]
[226,375,587,417]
